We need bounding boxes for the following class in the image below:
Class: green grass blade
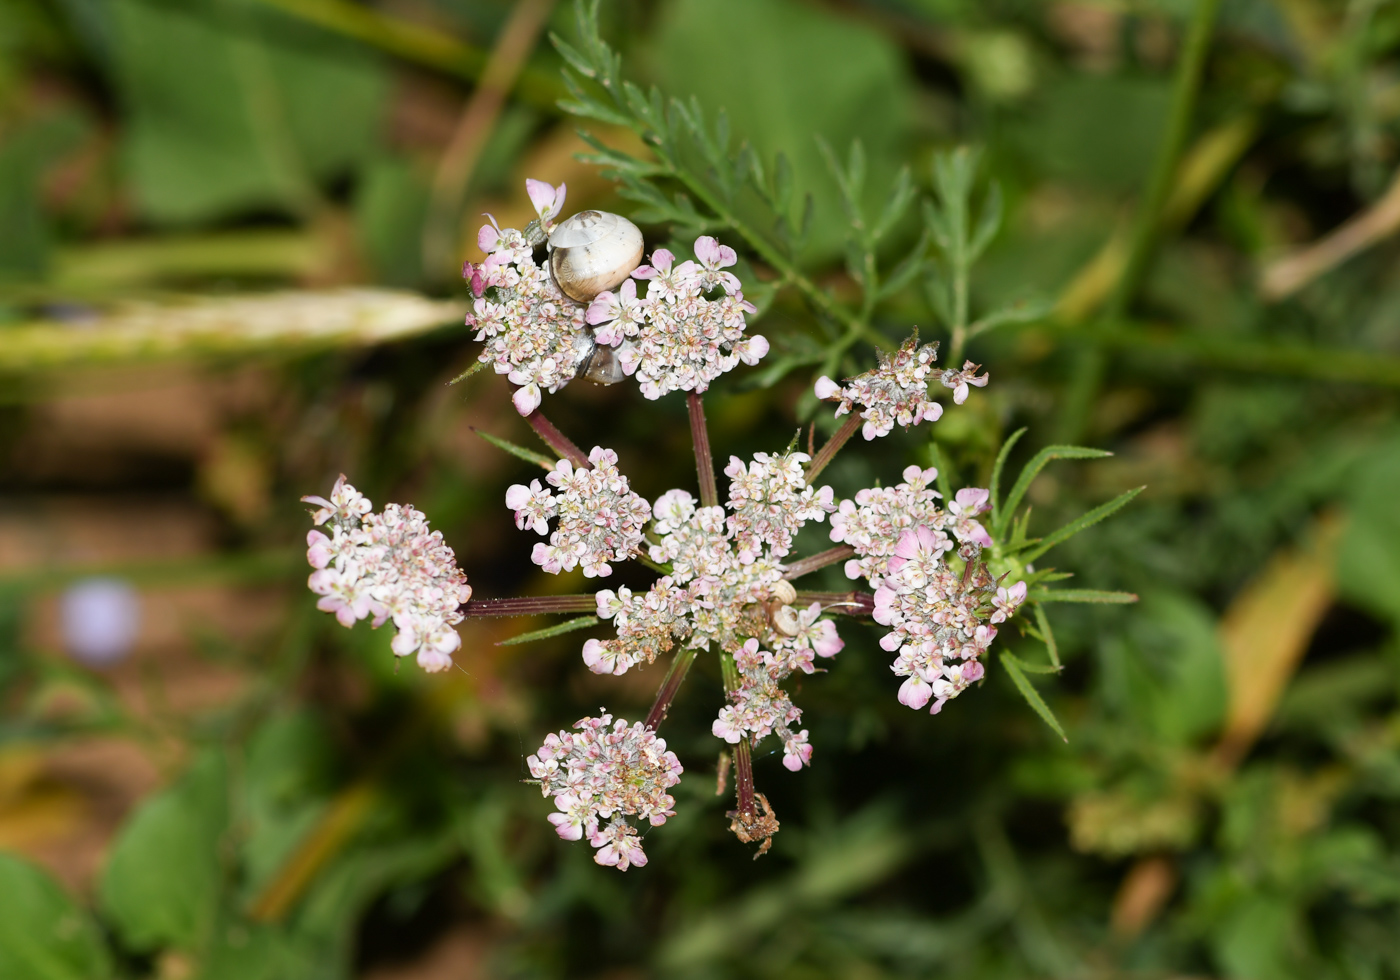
[497,616,599,646]
[473,429,555,470]
[1021,487,1144,562]
[988,427,1028,534]
[1001,652,1067,741]
[1033,603,1060,669]
[1026,588,1139,604]
[996,445,1113,538]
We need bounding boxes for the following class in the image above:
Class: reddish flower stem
[783,545,856,580]
[733,737,756,820]
[462,595,596,617]
[687,391,719,508]
[805,413,862,484]
[526,409,590,469]
[794,590,875,617]
[644,646,697,731]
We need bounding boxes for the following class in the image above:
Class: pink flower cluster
[725,451,836,561]
[303,477,472,672]
[712,603,842,772]
[585,237,768,399]
[526,713,683,871]
[814,334,947,440]
[506,446,651,578]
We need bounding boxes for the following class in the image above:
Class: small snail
[548,210,644,304]
[580,339,631,385]
[772,605,802,637]
[771,580,797,606]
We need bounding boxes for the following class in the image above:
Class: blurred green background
[2,0,1400,977]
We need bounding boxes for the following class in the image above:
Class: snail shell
[771,579,797,606]
[579,339,632,386]
[548,210,644,304]
[772,605,801,637]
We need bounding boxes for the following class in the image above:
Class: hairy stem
[719,650,756,819]
[687,391,720,508]
[644,647,698,730]
[526,409,590,469]
[806,414,863,484]
[783,545,856,580]
[463,595,597,617]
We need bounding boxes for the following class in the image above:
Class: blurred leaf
[0,290,465,371]
[0,853,112,980]
[353,158,428,287]
[651,0,913,261]
[1218,515,1342,761]
[99,751,228,952]
[1338,436,1400,624]
[0,109,89,280]
[111,0,387,223]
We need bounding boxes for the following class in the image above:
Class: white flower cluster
[582,464,844,770]
[852,484,1025,714]
[814,334,948,440]
[467,216,591,416]
[586,238,769,399]
[303,476,472,673]
[506,446,651,578]
[527,713,683,871]
[724,451,836,562]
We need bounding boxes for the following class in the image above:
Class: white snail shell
[771,579,797,606]
[548,210,644,303]
[772,605,801,637]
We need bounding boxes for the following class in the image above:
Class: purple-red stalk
[805,413,863,483]
[463,595,596,617]
[783,545,856,580]
[526,409,590,469]
[687,391,719,508]
[644,647,697,730]
[734,738,756,819]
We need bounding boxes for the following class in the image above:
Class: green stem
[1057,0,1222,442]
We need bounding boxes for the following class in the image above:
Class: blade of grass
[497,615,598,646]
[1020,488,1144,563]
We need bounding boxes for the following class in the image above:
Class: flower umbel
[303,477,471,672]
[507,446,651,578]
[814,333,949,440]
[527,713,683,871]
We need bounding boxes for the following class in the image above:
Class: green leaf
[875,225,930,300]
[1032,602,1060,669]
[651,0,913,261]
[988,426,1028,533]
[1338,435,1400,625]
[1027,588,1139,604]
[449,359,489,385]
[472,430,555,471]
[1021,487,1144,562]
[968,296,1055,339]
[498,616,599,646]
[111,0,387,224]
[996,444,1114,538]
[99,751,228,952]
[1001,652,1067,741]
[0,854,112,980]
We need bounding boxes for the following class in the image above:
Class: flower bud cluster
[814,334,948,440]
[586,238,768,399]
[725,451,835,561]
[526,713,683,871]
[506,446,651,578]
[303,477,471,672]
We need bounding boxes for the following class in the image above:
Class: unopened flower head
[941,359,989,404]
[814,333,947,440]
[303,476,471,672]
[586,236,768,399]
[526,713,683,871]
[507,446,651,578]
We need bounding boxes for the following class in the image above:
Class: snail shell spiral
[548,210,644,304]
